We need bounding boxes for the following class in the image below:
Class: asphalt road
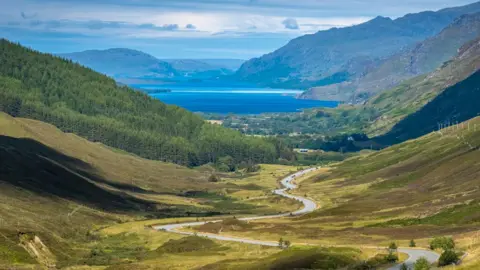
[154,167,439,268]
[154,167,318,245]
[388,248,440,270]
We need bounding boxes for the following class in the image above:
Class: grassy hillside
[0,39,292,167]
[365,35,480,137]
[378,70,480,143]
[0,112,302,268]
[212,116,480,253]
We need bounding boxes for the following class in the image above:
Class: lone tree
[208,174,220,183]
[438,249,459,266]
[278,237,284,248]
[389,242,398,251]
[410,239,416,247]
[284,240,291,248]
[384,251,398,263]
[414,257,431,270]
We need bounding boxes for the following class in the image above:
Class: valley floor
[2,113,480,270]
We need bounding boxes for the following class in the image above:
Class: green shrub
[157,236,224,254]
[429,236,455,251]
[409,239,416,247]
[384,251,398,263]
[438,249,459,266]
[208,174,220,182]
[414,257,430,270]
[246,164,261,173]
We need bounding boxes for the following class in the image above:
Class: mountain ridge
[235,1,480,92]
[300,11,480,102]
[59,49,244,82]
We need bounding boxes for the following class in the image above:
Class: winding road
[154,167,439,268]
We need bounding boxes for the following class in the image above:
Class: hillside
[300,12,480,102]
[0,112,304,268]
[235,1,480,91]
[60,49,243,82]
[0,39,292,167]
[202,116,480,269]
[0,112,203,268]
[366,35,480,137]
[377,69,480,144]
[222,35,480,148]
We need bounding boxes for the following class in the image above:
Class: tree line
[0,39,294,166]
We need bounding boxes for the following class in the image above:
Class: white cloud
[282,18,299,30]
[1,0,475,39]
[1,0,372,39]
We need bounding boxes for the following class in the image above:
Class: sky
[0,0,478,59]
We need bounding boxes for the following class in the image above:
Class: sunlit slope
[0,112,305,268]
[0,112,208,268]
[297,116,480,241]
[0,112,209,193]
[214,117,480,249]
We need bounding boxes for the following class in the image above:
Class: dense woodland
[0,40,294,166]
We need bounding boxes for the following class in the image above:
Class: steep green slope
[218,116,480,249]
[0,39,292,166]
[365,35,480,136]
[0,112,301,268]
[378,69,480,144]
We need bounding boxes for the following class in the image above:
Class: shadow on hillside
[0,135,156,212]
[374,70,480,145]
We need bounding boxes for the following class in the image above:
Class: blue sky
[0,0,477,59]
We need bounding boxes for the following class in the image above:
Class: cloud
[158,24,179,31]
[87,20,125,30]
[282,18,299,30]
[14,19,182,33]
[139,23,180,31]
[20,12,37,19]
[185,23,196,29]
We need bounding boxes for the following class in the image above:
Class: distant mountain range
[59,49,244,84]
[222,33,480,149]
[299,12,480,102]
[163,59,245,72]
[235,1,480,99]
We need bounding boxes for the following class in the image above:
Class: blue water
[141,86,338,114]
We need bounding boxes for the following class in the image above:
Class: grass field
[2,111,479,269]
[0,113,303,269]
[195,117,480,262]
